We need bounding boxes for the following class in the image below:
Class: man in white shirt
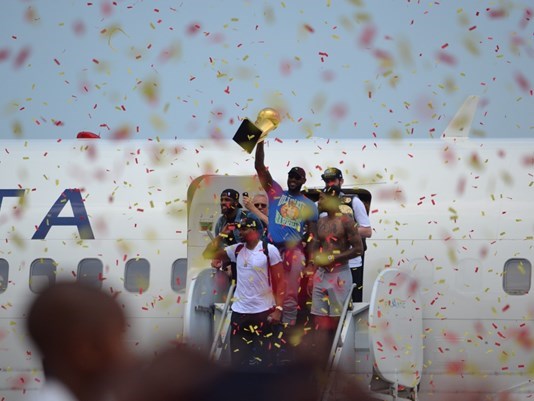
[321,167,372,302]
[203,216,286,369]
[27,282,131,401]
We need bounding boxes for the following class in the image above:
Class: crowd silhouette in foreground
[26,282,375,401]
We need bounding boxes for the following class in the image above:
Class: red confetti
[330,103,347,120]
[73,20,85,35]
[101,1,113,16]
[446,360,465,374]
[488,9,507,19]
[514,71,531,92]
[77,131,100,139]
[359,24,376,47]
[0,48,10,62]
[186,23,201,35]
[280,60,292,76]
[437,51,457,65]
[520,8,532,29]
[14,46,31,69]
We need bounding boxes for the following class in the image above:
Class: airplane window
[503,258,532,295]
[29,258,57,294]
[0,259,8,293]
[124,258,150,293]
[77,258,103,289]
[171,258,187,292]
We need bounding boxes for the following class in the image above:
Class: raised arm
[202,234,230,262]
[243,194,269,226]
[254,141,274,192]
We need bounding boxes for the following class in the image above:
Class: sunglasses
[254,203,267,208]
[288,172,303,180]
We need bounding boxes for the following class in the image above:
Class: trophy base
[232,119,264,154]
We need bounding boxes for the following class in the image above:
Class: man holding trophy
[234,109,319,357]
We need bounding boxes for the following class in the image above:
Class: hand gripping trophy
[232,108,281,153]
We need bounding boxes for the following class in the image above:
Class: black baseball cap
[288,167,306,179]
[237,216,260,230]
[220,189,240,201]
[321,167,343,181]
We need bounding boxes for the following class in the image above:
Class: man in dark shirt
[212,188,263,278]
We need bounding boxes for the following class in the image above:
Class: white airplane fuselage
[0,135,533,399]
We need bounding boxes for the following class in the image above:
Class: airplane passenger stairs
[184,268,233,357]
[185,268,423,401]
[321,269,423,401]
[210,282,235,364]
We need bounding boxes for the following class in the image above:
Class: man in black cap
[212,188,263,277]
[321,167,372,302]
[254,141,318,332]
[203,216,285,369]
[306,185,363,363]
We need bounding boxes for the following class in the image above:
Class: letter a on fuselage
[32,189,94,240]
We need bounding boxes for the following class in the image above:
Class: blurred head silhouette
[27,282,130,400]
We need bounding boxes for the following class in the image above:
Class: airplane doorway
[184,174,266,351]
[184,175,374,352]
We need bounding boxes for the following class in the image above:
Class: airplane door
[183,174,265,351]
[368,268,423,390]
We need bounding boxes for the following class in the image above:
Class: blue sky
[1,0,533,140]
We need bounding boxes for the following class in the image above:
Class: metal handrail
[320,284,356,401]
[497,378,534,395]
[325,283,356,371]
[209,282,236,359]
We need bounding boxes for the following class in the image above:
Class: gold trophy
[232,108,281,153]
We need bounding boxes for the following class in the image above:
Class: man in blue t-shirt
[255,141,318,327]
